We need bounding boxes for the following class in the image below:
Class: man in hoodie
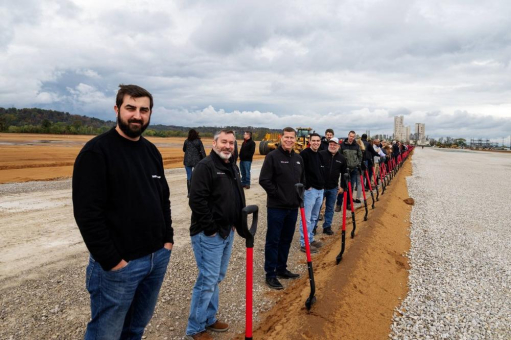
[239,131,256,189]
[259,127,304,290]
[298,133,325,252]
[186,130,247,340]
[339,131,363,208]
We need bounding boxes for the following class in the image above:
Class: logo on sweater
[217,172,225,175]
[281,161,289,164]
[296,161,301,165]
[152,175,161,179]
[335,160,343,164]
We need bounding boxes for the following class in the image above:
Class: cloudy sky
[1,0,511,141]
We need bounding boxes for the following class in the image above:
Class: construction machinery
[259,127,314,155]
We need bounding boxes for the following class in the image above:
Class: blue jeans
[185,166,194,181]
[85,247,171,340]
[186,230,234,336]
[265,208,298,278]
[239,161,252,186]
[322,188,338,230]
[299,188,324,247]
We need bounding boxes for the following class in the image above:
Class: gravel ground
[390,148,511,339]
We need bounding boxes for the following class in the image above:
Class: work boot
[300,246,318,254]
[318,213,324,221]
[277,269,300,279]
[310,240,323,248]
[266,277,284,290]
[335,205,342,212]
[191,331,213,340]
[323,228,334,235]
[206,320,229,332]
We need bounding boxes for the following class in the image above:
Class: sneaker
[354,199,361,203]
[310,240,323,248]
[277,270,300,279]
[191,331,213,340]
[334,205,342,212]
[206,320,229,332]
[323,228,334,235]
[266,277,284,290]
[300,246,318,254]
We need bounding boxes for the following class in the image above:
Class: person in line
[319,137,347,235]
[186,130,246,340]
[239,131,256,189]
[183,129,206,197]
[298,133,325,252]
[259,127,304,290]
[361,134,379,190]
[337,131,363,210]
[319,128,335,151]
[73,84,173,340]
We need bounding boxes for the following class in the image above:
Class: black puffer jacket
[183,139,206,167]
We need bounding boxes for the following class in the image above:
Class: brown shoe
[191,331,213,340]
[206,320,229,332]
[310,240,323,248]
[334,205,342,212]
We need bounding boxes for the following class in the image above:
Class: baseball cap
[328,137,339,144]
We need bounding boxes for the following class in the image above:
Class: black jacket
[189,150,246,238]
[300,147,325,190]
[73,128,173,271]
[319,137,330,151]
[259,146,305,209]
[239,138,256,161]
[361,137,379,164]
[319,150,347,190]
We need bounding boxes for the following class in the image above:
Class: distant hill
[0,107,280,140]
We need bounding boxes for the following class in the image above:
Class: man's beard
[213,147,232,161]
[117,115,150,138]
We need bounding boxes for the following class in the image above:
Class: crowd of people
[72,84,411,340]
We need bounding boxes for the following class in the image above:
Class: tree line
[0,107,280,140]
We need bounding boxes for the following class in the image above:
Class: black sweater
[300,147,325,190]
[259,146,305,209]
[239,138,256,161]
[189,150,246,238]
[319,150,347,190]
[72,128,173,271]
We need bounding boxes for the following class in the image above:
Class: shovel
[358,166,369,221]
[295,183,316,311]
[347,170,357,238]
[365,168,376,209]
[336,179,348,264]
[242,205,259,340]
[373,165,379,201]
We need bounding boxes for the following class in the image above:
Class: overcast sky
[1,0,511,141]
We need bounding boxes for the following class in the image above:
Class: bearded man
[185,130,246,340]
[73,84,173,340]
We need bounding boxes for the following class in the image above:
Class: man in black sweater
[186,130,247,340]
[73,85,173,340]
[259,127,304,290]
[298,133,325,252]
[319,137,347,235]
[239,131,256,189]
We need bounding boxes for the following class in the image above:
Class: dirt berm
[245,159,412,339]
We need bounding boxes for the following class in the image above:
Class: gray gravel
[390,148,511,339]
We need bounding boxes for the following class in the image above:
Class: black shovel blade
[305,296,317,310]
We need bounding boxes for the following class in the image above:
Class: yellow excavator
[259,127,314,155]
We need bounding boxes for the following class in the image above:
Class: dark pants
[264,207,298,278]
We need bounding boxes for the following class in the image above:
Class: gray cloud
[1,0,511,140]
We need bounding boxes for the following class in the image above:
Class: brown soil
[0,133,264,183]
[247,159,413,340]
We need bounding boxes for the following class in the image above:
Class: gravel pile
[390,149,511,339]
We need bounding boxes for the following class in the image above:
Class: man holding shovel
[185,130,246,340]
[259,127,304,290]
